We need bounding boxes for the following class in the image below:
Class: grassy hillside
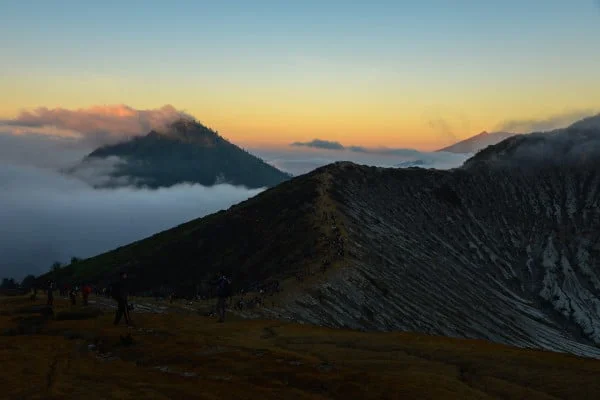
[2,294,600,399]
[43,164,345,296]
[44,160,600,359]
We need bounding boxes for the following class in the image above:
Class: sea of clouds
[0,104,468,280]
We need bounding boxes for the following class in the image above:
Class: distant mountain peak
[437,131,515,154]
[148,118,220,145]
[169,117,205,132]
[74,118,290,189]
[439,113,600,155]
[462,125,600,169]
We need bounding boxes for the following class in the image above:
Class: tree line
[0,257,82,291]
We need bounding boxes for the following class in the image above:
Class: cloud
[496,110,596,133]
[515,129,600,164]
[465,125,600,170]
[0,131,87,169]
[0,124,263,281]
[2,104,192,147]
[289,138,423,156]
[350,147,422,157]
[65,156,138,187]
[0,103,206,188]
[0,105,467,280]
[0,163,263,281]
[254,146,469,177]
[291,139,345,150]
[288,138,463,161]
[287,138,461,159]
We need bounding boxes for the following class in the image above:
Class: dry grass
[1,295,599,400]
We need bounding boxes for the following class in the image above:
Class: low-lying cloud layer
[257,141,469,176]
[0,161,263,281]
[0,104,471,280]
[291,139,421,155]
[291,139,345,150]
[0,130,87,169]
[0,107,262,280]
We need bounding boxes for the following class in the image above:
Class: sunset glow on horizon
[2,1,600,151]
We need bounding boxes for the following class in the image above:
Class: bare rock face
[270,163,600,358]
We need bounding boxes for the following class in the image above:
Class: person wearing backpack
[215,273,231,323]
[112,271,133,327]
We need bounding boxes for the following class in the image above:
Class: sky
[2,1,600,150]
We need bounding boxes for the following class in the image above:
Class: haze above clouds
[495,110,596,134]
[0,105,468,280]
[270,139,469,175]
[0,164,262,281]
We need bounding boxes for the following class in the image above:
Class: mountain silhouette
[438,113,600,155]
[76,118,291,189]
[47,124,600,358]
[463,125,600,169]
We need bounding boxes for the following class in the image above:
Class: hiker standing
[112,271,133,326]
[82,284,92,306]
[69,286,77,306]
[46,281,54,306]
[215,273,231,323]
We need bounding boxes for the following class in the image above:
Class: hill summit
[462,125,600,169]
[436,113,600,155]
[75,118,291,189]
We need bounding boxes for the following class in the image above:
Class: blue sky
[1,0,599,149]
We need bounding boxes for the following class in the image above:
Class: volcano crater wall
[272,164,600,358]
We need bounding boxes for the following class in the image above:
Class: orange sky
[1,73,599,151]
[3,1,600,151]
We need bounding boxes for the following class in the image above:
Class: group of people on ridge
[43,270,234,327]
[45,281,93,307]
